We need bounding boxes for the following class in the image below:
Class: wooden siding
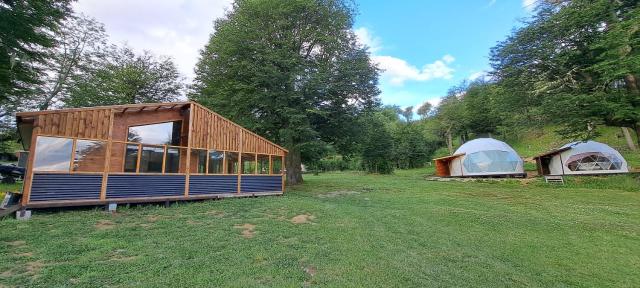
[190,103,286,155]
[33,108,112,140]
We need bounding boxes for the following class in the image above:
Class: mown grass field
[0,169,639,287]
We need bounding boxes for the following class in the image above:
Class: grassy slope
[0,169,638,287]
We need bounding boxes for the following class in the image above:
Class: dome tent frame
[533,141,628,176]
[433,138,525,178]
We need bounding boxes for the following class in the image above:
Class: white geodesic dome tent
[539,141,628,175]
[448,138,524,177]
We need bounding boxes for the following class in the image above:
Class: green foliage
[190,0,380,183]
[360,113,394,174]
[66,46,183,107]
[391,123,431,169]
[490,0,640,140]
[0,0,72,105]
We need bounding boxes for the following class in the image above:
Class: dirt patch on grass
[186,219,201,225]
[519,178,538,185]
[14,252,33,257]
[291,214,315,224]
[303,265,317,277]
[0,269,16,277]
[146,215,162,222]
[5,240,26,247]
[202,210,225,217]
[25,261,44,275]
[95,220,115,230]
[110,255,138,262]
[318,190,360,198]
[234,224,256,238]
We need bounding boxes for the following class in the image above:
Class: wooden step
[544,175,564,184]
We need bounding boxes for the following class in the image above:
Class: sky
[73,0,535,111]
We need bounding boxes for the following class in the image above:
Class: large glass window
[191,149,206,174]
[463,150,520,173]
[208,150,224,174]
[124,144,139,172]
[165,147,183,173]
[139,145,164,173]
[271,155,283,174]
[225,152,238,174]
[33,136,73,171]
[127,121,182,145]
[242,153,256,174]
[73,140,106,172]
[257,154,269,174]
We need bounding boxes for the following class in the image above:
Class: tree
[36,14,108,110]
[190,0,380,184]
[401,106,414,122]
[491,0,640,142]
[416,102,433,119]
[66,46,183,107]
[360,113,393,174]
[0,0,72,116]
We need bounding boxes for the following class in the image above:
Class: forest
[1,0,639,183]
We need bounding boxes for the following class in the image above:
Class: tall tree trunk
[446,128,453,154]
[624,74,639,95]
[634,124,640,148]
[621,127,637,151]
[285,148,303,185]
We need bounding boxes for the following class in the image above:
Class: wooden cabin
[15,102,287,208]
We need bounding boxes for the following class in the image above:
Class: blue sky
[74,0,535,108]
[353,0,533,110]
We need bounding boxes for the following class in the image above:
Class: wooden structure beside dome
[15,102,287,208]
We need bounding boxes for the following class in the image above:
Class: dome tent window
[463,150,521,173]
[566,152,623,171]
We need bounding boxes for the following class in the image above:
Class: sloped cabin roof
[15,101,287,155]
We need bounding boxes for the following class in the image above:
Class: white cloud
[522,0,537,12]
[354,27,381,53]
[73,0,233,80]
[373,54,455,86]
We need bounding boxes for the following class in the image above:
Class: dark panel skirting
[106,174,185,199]
[189,175,238,195]
[240,175,282,193]
[30,173,102,202]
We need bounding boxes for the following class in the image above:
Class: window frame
[32,134,286,177]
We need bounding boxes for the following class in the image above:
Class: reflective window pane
[128,121,182,145]
[242,153,256,174]
[191,149,206,174]
[225,152,238,174]
[73,140,106,172]
[124,144,139,172]
[208,150,224,174]
[271,156,283,174]
[164,147,183,173]
[33,136,73,171]
[257,154,269,174]
[139,145,164,173]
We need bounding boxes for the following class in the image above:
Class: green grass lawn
[0,182,22,201]
[1,169,639,287]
